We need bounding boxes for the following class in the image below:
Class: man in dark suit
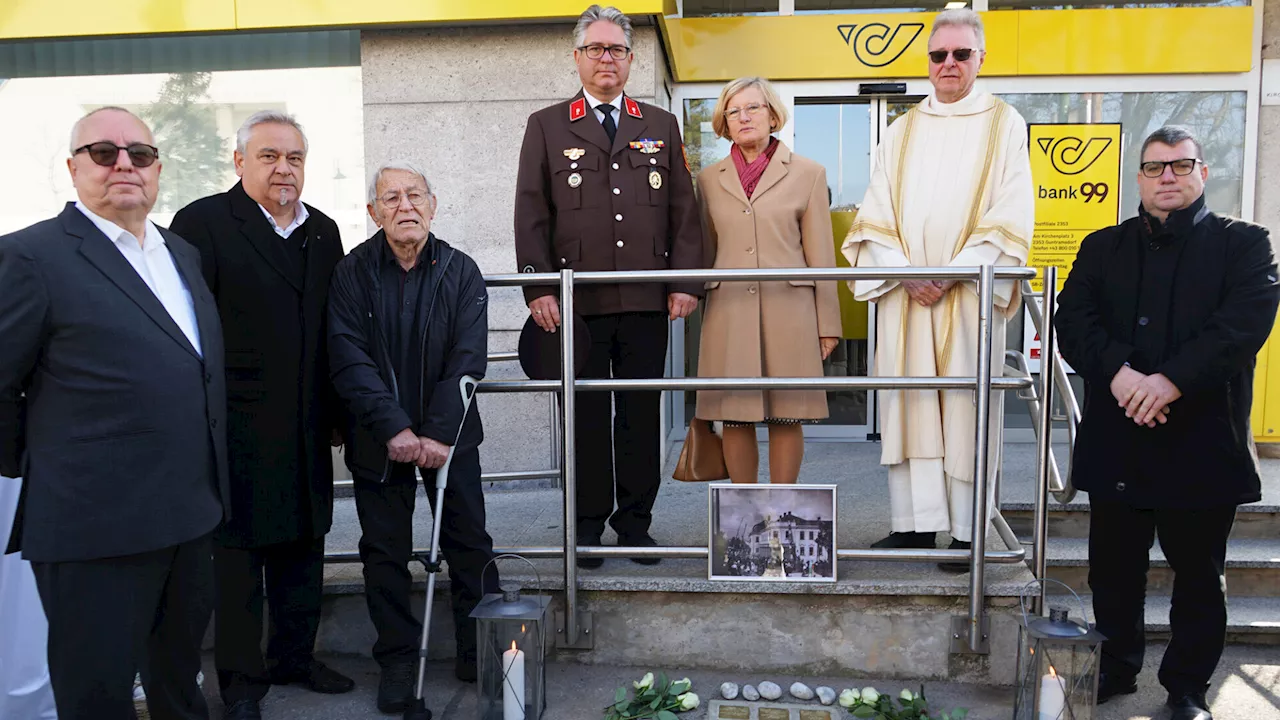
[1056,126,1280,720]
[514,4,704,567]
[0,107,230,720]
[170,111,352,720]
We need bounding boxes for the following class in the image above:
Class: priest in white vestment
[841,9,1033,570]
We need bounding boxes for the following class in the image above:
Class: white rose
[672,677,692,694]
[900,689,915,702]
[838,689,858,708]
[678,692,700,711]
[634,672,654,691]
[861,687,880,704]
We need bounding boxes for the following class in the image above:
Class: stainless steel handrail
[1005,352,1066,495]
[1021,279,1081,504]
[322,264,1047,652]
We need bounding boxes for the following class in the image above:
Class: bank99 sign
[1027,123,1121,292]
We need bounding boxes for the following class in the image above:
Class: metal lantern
[1014,580,1106,720]
[471,555,550,720]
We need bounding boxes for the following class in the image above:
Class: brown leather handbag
[672,419,729,482]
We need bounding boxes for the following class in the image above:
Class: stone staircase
[1002,498,1280,645]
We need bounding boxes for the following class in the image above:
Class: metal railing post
[966,264,996,653]
[558,269,581,647]
[1032,268,1058,614]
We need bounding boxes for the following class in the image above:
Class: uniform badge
[568,172,583,188]
[569,98,587,122]
[563,148,586,161]
[649,169,662,190]
[629,139,665,154]
[624,96,643,119]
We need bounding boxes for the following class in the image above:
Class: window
[0,32,367,249]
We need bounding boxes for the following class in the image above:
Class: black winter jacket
[1056,201,1279,508]
[327,232,487,483]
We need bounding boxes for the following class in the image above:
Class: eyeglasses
[724,103,768,122]
[378,191,431,208]
[1140,158,1202,178]
[73,142,160,168]
[928,48,977,64]
[578,44,630,60]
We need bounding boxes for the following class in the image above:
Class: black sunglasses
[74,141,160,168]
[928,48,977,64]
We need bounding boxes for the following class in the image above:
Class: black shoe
[270,660,355,694]
[455,655,478,683]
[619,533,662,565]
[377,662,416,714]
[223,699,262,720]
[870,531,936,549]
[1097,672,1138,704]
[576,534,604,569]
[1167,691,1213,720]
[938,539,972,573]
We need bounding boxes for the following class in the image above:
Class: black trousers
[213,535,324,704]
[31,534,213,720]
[353,447,497,668]
[577,312,669,540]
[1088,499,1237,695]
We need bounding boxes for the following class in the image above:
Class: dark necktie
[601,104,617,144]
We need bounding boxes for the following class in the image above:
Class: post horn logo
[1036,136,1114,176]
[837,23,925,68]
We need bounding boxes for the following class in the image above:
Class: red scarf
[731,137,780,199]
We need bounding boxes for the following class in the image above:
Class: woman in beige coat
[695,76,841,484]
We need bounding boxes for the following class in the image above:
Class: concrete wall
[360,22,670,475]
[1261,2,1280,250]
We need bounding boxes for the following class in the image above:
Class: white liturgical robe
[841,90,1034,541]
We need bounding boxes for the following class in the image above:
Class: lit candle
[502,640,526,720]
[1038,666,1067,720]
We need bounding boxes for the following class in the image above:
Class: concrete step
[1001,503,1280,540]
[1039,537,1280,598]
[1047,594,1280,646]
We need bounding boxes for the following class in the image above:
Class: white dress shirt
[75,201,203,357]
[258,200,310,239]
[583,88,624,126]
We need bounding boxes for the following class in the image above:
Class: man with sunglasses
[0,107,230,719]
[515,4,703,568]
[1055,126,1278,720]
[170,111,352,720]
[842,8,1033,570]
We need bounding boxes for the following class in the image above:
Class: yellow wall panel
[1016,8,1253,76]
[665,12,1018,82]
[0,0,235,40]
[1257,316,1280,442]
[235,0,668,31]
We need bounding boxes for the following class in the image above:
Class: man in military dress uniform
[514,4,704,567]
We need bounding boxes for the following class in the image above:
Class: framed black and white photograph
[708,484,837,582]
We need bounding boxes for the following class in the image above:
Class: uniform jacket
[170,182,344,548]
[327,232,488,483]
[514,90,705,316]
[0,204,230,562]
[1056,201,1279,508]
[694,142,841,421]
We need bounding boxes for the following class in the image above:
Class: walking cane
[403,374,479,720]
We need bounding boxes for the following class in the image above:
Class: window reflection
[0,67,366,250]
[998,91,1246,219]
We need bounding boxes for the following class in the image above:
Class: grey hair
[930,8,985,50]
[235,110,309,155]
[69,106,150,154]
[1141,125,1204,162]
[573,4,633,48]
[367,160,434,206]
